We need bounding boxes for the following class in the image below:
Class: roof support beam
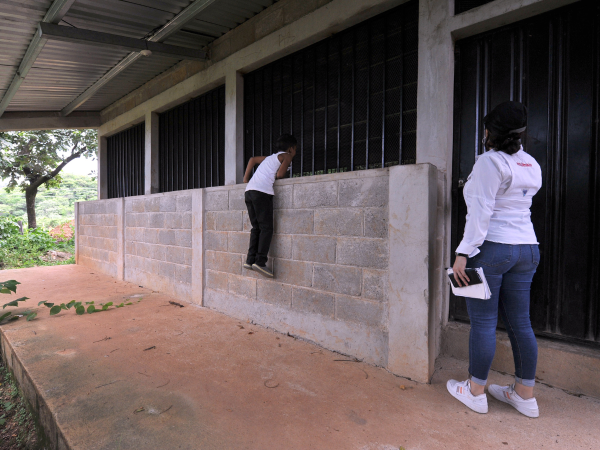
[39,23,207,61]
[60,0,221,117]
[0,0,76,118]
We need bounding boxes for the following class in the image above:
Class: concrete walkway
[0,265,598,450]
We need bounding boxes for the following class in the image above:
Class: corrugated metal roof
[0,0,278,113]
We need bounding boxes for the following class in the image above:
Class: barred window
[243,0,418,178]
[158,85,225,192]
[107,122,145,199]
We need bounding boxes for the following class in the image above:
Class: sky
[63,155,97,176]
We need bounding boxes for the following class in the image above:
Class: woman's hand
[452,256,470,287]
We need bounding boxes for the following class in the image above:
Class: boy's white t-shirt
[245,152,286,195]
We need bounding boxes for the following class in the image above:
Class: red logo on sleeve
[517,162,532,167]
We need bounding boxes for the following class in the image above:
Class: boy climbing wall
[242,134,297,278]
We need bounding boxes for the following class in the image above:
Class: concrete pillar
[74,202,79,265]
[98,135,108,199]
[116,198,125,281]
[387,163,438,383]
[145,111,159,195]
[415,0,455,361]
[224,69,244,185]
[191,189,205,305]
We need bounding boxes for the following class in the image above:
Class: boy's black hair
[274,134,297,152]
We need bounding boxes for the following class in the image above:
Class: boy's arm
[276,154,293,179]
[243,156,267,183]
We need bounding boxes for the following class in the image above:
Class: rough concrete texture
[1,265,599,450]
[123,192,193,301]
[77,199,123,279]
[443,322,600,399]
[204,169,390,366]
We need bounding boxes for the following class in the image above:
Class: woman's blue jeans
[466,241,540,387]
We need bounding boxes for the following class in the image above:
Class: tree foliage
[0,129,97,228]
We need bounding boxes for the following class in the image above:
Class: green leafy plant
[1,280,140,324]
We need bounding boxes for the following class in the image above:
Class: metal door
[451,0,600,345]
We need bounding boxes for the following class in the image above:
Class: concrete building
[1,0,598,397]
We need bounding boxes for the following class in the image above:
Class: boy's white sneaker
[446,379,488,414]
[488,384,539,418]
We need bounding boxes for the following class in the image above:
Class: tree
[0,130,97,229]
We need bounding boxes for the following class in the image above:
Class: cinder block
[145,197,160,212]
[242,211,252,231]
[134,213,148,228]
[206,250,241,274]
[166,246,187,265]
[164,213,182,229]
[205,212,217,230]
[292,235,336,263]
[228,274,256,298]
[125,240,135,255]
[337,238,388,269]
[292,287,334,317]
[136,242,150,259]
[256,280,292,307]
[205,231,228,251]
[274,184,292,209]
[177,195,192,212]
[229,189,246,211]
[268,234,292,259]
[175,264,192,284]
[159,261,176,279]
[158,230,176,246]
[274,210,313,234]
[362,269,386,301]
[364,208,388,238]
[160,196,177,212]
[125,214,136,227]
[314,209,363,236]
[313,264,361,296]
[336,295,383,327]
[144,228,159,244]
[216,211,243,231]
[175,230,192,247]
[182,212,192,229]
[206,190,229,211]
[292,181,337,208]
[149,213,165,228]
[206,270,228,291]
[146,258,160,274]
[149,244,166,261]
[272,259,312,287]
[338,176,388,207]
[228,231,250,254]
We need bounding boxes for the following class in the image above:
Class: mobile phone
[448,268,483,288]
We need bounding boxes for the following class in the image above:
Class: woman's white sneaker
[446,379,488,414]
[488,384,539,418]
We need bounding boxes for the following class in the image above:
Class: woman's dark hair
[483,101,527,155]
[274,134,297,152]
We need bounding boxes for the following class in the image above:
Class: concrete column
[145,111,159,195]
[74,202,79,265]
[191,189,205,305]
[98,135,108,199]
[116,198,125,281]
[415,0,455,360]
[224,70,244,186]
[387,163,438,383]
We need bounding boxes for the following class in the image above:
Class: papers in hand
[447,267,491,300]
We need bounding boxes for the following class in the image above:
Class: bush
[0,217,74,269]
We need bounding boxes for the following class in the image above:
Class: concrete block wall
[123,192,193,301]
[77,199,123,279]
[203,169,390,366]
[77,164,439,381]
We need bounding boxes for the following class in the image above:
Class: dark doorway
[451,0,600,345]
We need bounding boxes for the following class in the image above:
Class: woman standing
[447,101,542,418]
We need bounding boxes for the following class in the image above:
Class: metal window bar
[243,0,418,178]
[158,85,225,192]
[106,123,145,199]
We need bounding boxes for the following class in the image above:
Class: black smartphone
[448,268,483,288]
